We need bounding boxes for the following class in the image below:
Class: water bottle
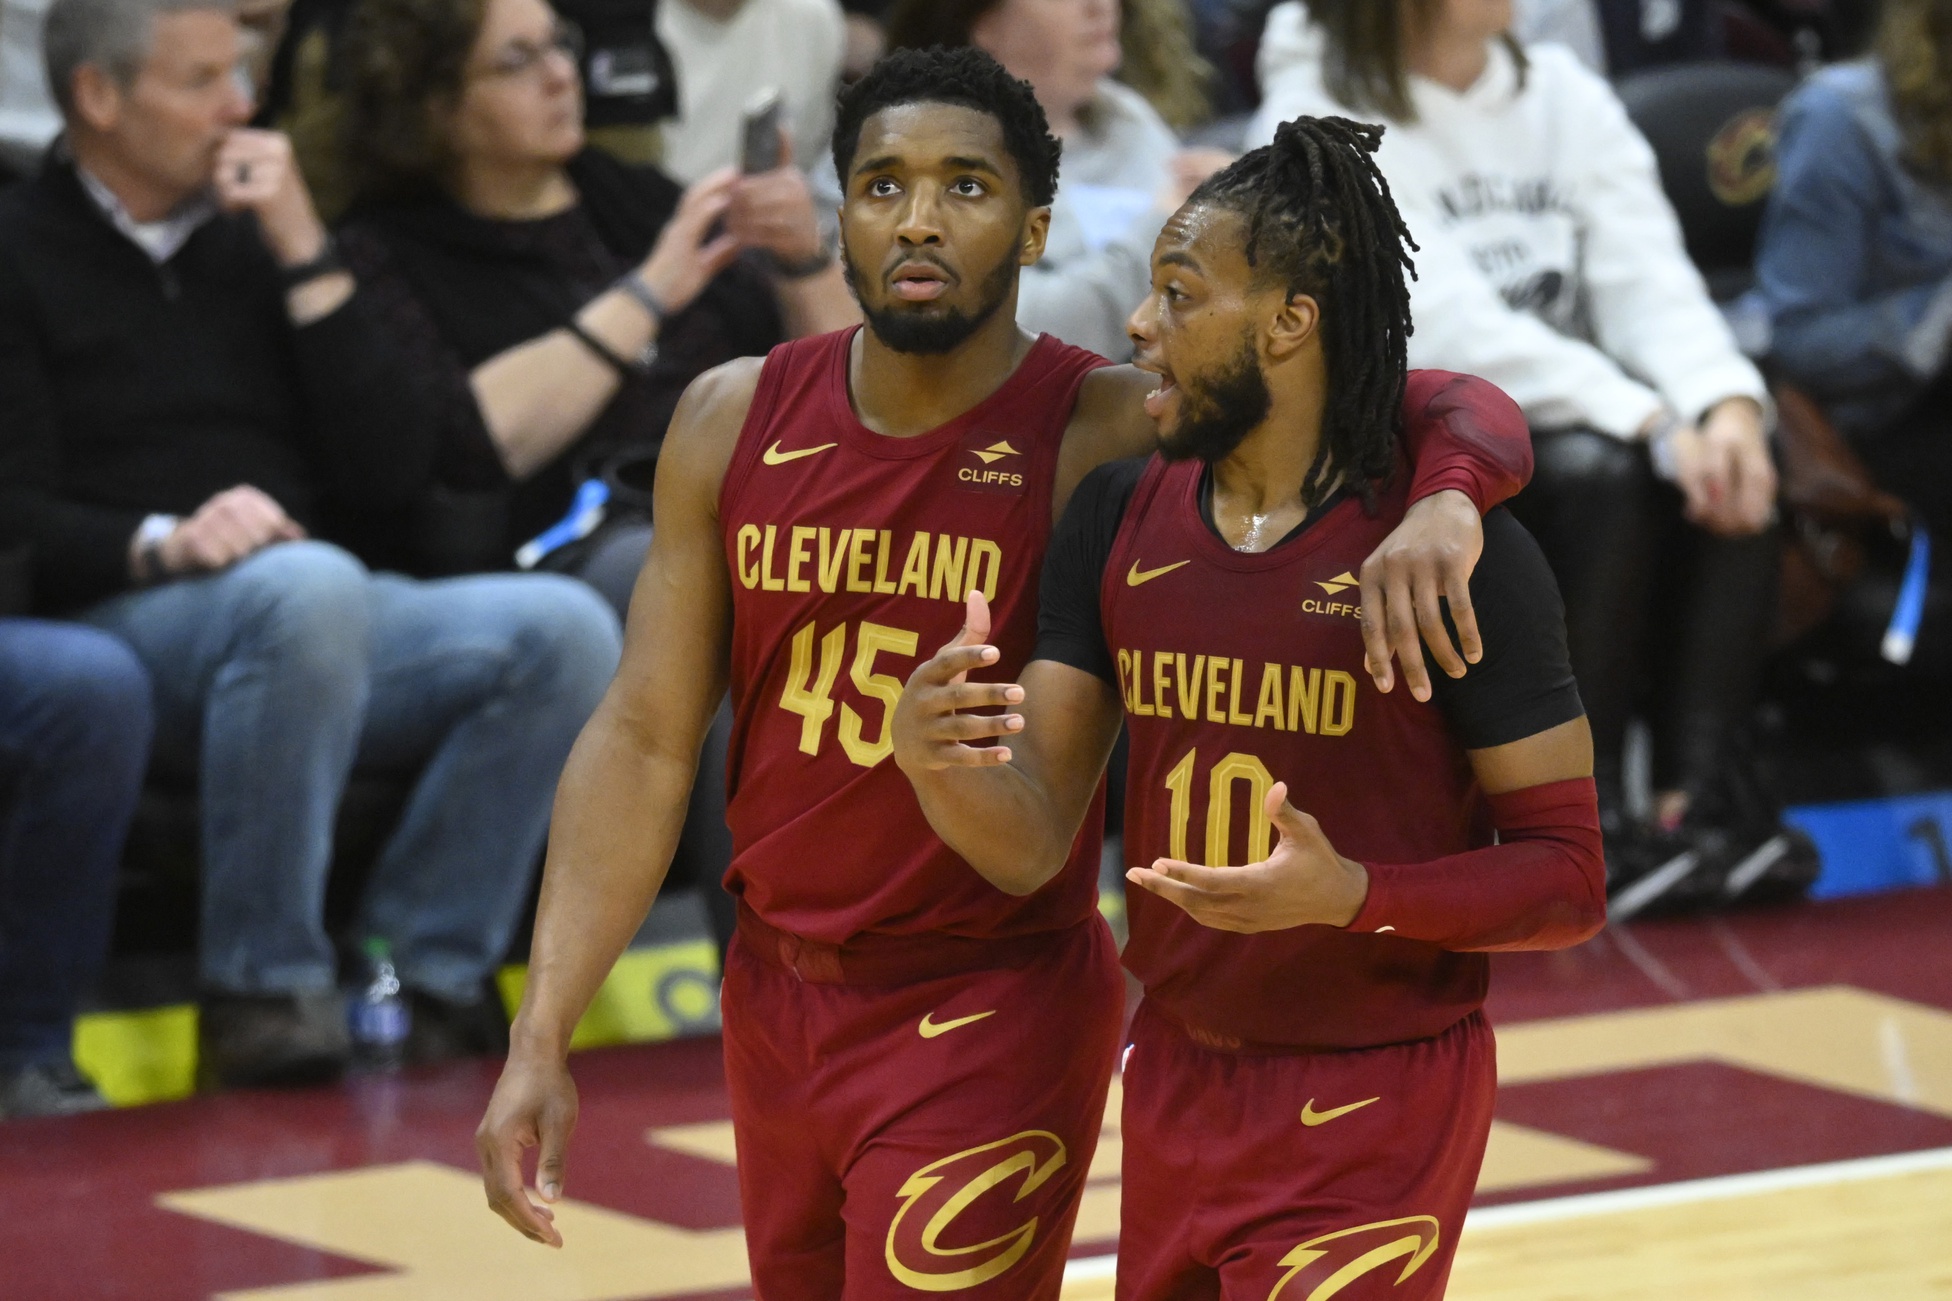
[348,938,411,1073]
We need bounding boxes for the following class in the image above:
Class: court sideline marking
[1058,1144,1952,1284]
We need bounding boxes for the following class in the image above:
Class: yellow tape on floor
[70,940,722,1107]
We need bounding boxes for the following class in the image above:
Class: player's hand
[156,485,307,575]
[1358,488,1482,702]
[1126,782,1369,933]
[475,1049,579,1248]
[892,590,1025,772]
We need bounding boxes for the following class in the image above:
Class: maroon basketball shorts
[721,911,1124,1301]
[1117,1000,1496,1301]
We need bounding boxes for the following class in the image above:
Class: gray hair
[43,0,239,116]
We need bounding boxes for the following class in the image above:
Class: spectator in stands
[0,0,623,1089]
[887,0,1230,359]
[1117,0,1215,132]
[335,0,852,608]
[0,621,150,1118]
[654,0,846,183]
[335,0,844,963]
[1251,0,1784,884]
[1753,0,1952,541]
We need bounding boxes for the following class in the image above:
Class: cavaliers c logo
[883,1130,1069,1292]
[1266,1215,1442,1301]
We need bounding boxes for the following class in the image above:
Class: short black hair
[1189,115,1418,506]
[832,46,1062,209]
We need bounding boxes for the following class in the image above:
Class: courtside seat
[1616,60,1797,303]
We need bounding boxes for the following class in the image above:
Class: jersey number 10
[780,618,920,768]
[1164,747,1278,868]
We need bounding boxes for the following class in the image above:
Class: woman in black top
[335,0,857,961]
[335,0,856,609]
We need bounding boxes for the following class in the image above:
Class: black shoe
[197,990,350,1091]
[404,987,510,1066]
[1605,823,1723,922]
[1717,825,1822,907]
[1607,815,1822,923]
[0,1060,111,1119]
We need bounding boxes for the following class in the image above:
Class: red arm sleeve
[1399,370,1535,513]
[1346,777,1605,952]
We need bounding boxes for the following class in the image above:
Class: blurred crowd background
[2,0,1949,1119]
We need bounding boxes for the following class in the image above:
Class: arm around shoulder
[1353,511,1604,950]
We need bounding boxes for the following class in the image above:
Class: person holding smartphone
[333,0,859,963]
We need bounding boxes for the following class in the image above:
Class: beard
[1156,334,1273,464]
[844,245,1018,355]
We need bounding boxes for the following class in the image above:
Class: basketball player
[475,49,1537,1298]
[891,117,1606,1299]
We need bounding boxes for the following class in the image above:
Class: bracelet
[765,225,838,279]
[612,273,669,330]
[278,235,346,290]
[565,316,655,377]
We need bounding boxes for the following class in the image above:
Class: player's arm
[1129,510,1606,951]
[1060,365,1536,702]
[475,358,757,1248]
[891,457,1137,895]
[893,603,1125,895]
[1367,370,1536,701]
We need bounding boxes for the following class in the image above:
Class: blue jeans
[81,542,621,1001]
[0,621,152,1068]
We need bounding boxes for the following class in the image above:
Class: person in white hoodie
[1249,0,1789,897]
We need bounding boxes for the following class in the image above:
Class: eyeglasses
[472,20,584,81]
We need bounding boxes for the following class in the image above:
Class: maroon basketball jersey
[1105,456,1492,1051]
[719,328,1109,943]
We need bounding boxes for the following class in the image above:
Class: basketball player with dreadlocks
[477,45,1540,1298]
[894,115,1606,1301]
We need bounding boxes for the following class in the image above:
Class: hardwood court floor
[5,884,1952,1299]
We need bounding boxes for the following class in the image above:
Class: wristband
[565,316,656,377]
[278,235,346,290]
[764,221,840,279]
[612,273,669,330]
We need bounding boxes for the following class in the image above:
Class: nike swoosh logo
[762,440,838,465]
[1126,560,1191,587]
[1300,1096,1380,1127]
[918,1010,996,1039]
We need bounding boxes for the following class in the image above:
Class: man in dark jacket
[0,0,623,1088]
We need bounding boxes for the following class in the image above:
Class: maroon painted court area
[5,885,1951,1299]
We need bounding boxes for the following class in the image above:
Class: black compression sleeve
[1427,508,1586,749]
[1033,457,1147,683]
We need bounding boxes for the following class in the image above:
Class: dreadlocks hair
[832,46,1062,209]
[1188,114,1418,509]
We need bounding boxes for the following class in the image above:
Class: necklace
[1236,511,1275,552]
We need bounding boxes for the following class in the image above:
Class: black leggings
[1507,429,1777,807]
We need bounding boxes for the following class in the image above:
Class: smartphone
[739,88,785,175]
